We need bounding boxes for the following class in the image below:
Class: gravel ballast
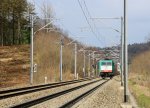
[76,76,124,108]
[32,79,106,108]
[0,78,98,108]
[0,76,134,108]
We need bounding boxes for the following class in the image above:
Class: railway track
[0,78,92,100]
[60,79,110,108]
[11,79,108,108]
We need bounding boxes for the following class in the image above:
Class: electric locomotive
[97,59,116,79]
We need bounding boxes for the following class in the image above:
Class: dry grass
[129,51,150,89]
[0,45,30,88]
[129,50,150,107]
[0,32,90,88]
[33,32,88,84]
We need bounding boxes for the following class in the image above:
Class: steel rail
[0,78,92,100]
[0,78,90,94]
[60,79,110,108]
[11,79,102,108]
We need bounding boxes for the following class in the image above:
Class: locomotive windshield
[101,62,106,65]
[101,62,112,66]
[107,62,112,66]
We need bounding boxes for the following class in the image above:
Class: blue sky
[29,0,150,47]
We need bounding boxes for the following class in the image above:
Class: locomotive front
[97,59,115,79]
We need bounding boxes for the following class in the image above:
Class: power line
[77,0,105,46]
[80,0,119,47]
[83,0,106,46]
[83,0,119,47]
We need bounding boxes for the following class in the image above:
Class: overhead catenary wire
[32,0,101,60]
[32,0,119,48]
[91,18,121,46]
[82,0,107,46]
[77,0,106,46]
[91,17,121,34]
[58,22,94,68]
[79,0,119,48]
[83,0,120,47]
[32,0,99,49]
[58,21,89,49]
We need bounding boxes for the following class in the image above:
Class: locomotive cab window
[107,62,112,66]
[101,62,106,65]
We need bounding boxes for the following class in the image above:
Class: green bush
[138,94,150,108]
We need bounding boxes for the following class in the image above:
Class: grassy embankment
[34,32,89,84]
[0,32,89,88]
[129,51,150,108]
[0,45,30,88]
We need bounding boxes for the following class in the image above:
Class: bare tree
[40,0,54,32]
[145,33,150,43]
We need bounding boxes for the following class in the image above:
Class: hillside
[33,32,89,84]
[1,36,149,91]
[0,45,30,88]
[129,50,150,108]
[0,32,90,88]
[128,42,150,63]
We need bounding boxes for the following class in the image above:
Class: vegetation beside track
[129,50,150,108]
[33,32,89,84]
[0,45,30,88]
[0,32,90,88]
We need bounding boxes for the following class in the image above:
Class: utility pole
[74,43,77,79]
[92,51,95,64]
[29,16,56,84]
[88,53,91,77]
[124,0,129,102]
[92,51,95,77]
[83,50,86,77]
[121,17,124,86]
[30,15,34,84]
[60,38,63,81]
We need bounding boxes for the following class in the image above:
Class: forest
[0,0,34,46]
[128,41,150,63]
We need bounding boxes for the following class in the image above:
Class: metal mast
[121,17,124,86]
[74,43,77,79]
[124,0,129,102]
[60,38,63,81]
[30,15,34,84]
